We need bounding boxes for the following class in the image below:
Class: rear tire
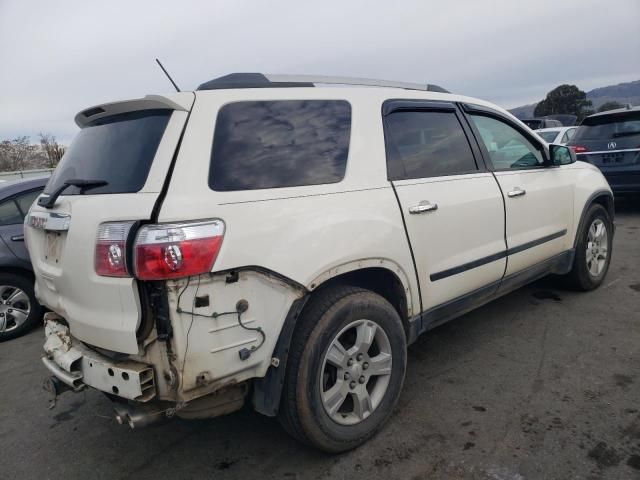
[565,204,613,291]
[278,286,407,452]
[0,273,43,341]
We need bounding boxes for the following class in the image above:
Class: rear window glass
[45,110,171,196]
[384,110,478,180]
[210,100,351,191]
[538,130,560,142]
[0,199,22,226]
[572,111,640,142]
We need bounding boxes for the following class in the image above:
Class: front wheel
[565,204,613,291]
[278,286,407,452]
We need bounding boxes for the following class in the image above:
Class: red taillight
[572,145,588,153]
[134,220,225,280]
[95,222,135,277]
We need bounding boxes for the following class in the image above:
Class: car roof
[587,105,640,118]
[0,176,48,200]
[537,127,573,132]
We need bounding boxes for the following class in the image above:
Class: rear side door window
[384,110,478,180]
[0,188,44,226]
[469,115,544,170]
[210,100,351,191]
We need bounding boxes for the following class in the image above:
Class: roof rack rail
[197,73,450,93]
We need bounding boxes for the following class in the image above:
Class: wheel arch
[573,189,615,249]
[252,262,414,418]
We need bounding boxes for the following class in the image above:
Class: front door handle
[409,201,438,214]
[507,187,526,198]
[10,234,24,241]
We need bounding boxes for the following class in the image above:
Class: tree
[534,84,593,121]
[39,133,66,168]
[597,101,623,113]
[0,136,37,172]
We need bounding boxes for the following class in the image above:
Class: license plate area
[44,231,64,265]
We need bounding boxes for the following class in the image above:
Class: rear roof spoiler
[75,93,194,128]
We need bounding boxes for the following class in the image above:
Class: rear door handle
[10,234,24,241]
[507,187,526,198]
[409,201,438,214]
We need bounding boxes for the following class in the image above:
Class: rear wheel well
[308,268,409,336]
[0,267,33,281]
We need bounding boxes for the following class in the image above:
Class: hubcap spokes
[0,285,31,333]
[320,319,392,425]
[585,219,608,277]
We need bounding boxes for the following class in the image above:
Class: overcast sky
[1,0,639,144]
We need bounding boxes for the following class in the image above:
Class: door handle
[507,187,526,198]
[10,234,24,241]
[409,201,438,214]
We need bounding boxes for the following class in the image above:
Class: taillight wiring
[175,275,266,362]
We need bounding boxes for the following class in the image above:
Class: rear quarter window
[45,110,171,196]
[209,100,351,191]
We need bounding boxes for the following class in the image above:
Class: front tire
[0,273,43,341]
[565,204,613,291]
[278,286,407,452]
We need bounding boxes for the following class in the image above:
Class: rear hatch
[569,109,640,170]
[25,93,194,354]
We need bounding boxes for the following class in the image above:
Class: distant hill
[509,79,640,119]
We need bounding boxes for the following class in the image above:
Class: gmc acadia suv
[25,73,614,452]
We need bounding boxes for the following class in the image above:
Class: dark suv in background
[568,105,640,195]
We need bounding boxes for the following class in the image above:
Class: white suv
[25,74,614,452]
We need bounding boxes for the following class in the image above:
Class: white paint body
[25,85,611,404]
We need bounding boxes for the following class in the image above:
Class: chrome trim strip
[580,148,640,155]
[25,211,71,231]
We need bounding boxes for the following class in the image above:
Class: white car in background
[537,126,578,145]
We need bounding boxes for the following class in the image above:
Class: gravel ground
[1,200,639,480]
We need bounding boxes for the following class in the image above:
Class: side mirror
[549,144,576,166]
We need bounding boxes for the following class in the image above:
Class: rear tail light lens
[572,145,588,153]
[95,222,135,277]
[134,220,225,280]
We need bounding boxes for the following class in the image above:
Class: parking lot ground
[2,200,639,480]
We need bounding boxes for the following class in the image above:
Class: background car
[536,126,578,144]
[0,176,48,340]
[521,117,563,129]
[568,105,640,196]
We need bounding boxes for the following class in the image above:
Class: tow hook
[43,376,72,409]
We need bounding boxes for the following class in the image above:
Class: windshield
[538,130,560,142]
[45,110,171,195]
[572,111,640,142]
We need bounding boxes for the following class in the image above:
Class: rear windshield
[45,110,171,195]
[538,130,560,142]
[210,100,351,191]
[572,111,640,142]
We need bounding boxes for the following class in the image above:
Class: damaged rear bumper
[42,313,156,402]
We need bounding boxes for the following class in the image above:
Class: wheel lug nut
[349,381,356,389]
[356,353,364,361]
[359,376,366,384]
[344,372,350,380]
[7,309,12,313]
[347,359,354,366]
[363,362,369,370]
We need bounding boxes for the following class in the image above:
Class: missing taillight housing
[134,220,225,280]
[95,221,135,277]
